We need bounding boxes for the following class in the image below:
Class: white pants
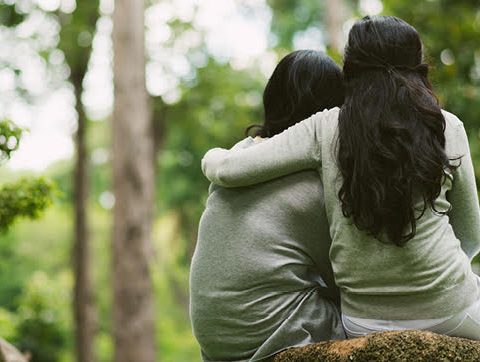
[342,298,480,340]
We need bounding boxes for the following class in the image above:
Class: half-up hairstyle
[337,16,457,246]
[246,50,344,137]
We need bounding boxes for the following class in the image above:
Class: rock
[0,338,28,362]
[271,330,480,362]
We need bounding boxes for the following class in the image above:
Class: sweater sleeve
[446,122,480,261]
[201,109,328,187]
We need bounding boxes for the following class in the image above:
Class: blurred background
[0,0,479,361]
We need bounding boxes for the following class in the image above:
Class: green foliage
[267,0,323,49]
[14,271,71,362]
[0,121,54,233]
[0,205,201,362]
[0,308,17,341]
[0,178,54,233]
[58,0,99,82]
[0,120,22,161]
[0,1,479,362]
[0,2,26,26]
[156,60,264,253]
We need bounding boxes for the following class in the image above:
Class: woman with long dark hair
[190,50,346,361]
[202,16,480,338]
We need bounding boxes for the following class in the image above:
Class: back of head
[337,16,456,246]
[247,50,344,137]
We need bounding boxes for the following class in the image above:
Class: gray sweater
[202,108,480,320]
[190,138,345,362]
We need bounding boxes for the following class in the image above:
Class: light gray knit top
[190,138,345,362]
[202,108,480,320]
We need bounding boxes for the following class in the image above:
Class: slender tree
[112,0,156,361]
[72,80,97,362]
[58,2,100,362]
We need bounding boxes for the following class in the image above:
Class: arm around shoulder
[201,109,334,187]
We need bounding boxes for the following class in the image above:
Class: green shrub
[14,271,71,362]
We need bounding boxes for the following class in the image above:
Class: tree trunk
[73,77,97,362]
[324,0,348,54]
[112,0,156,361]
[60,4,100,362]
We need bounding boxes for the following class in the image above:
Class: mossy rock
[272,330,480,362]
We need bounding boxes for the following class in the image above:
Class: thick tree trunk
[324,0,348,54]
[112,0,156,361]
[73,78,97,362]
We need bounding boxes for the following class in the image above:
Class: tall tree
[112,0,156,361]
[58,3,100,362]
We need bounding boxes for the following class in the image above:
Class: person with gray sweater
[202,17,480,339]
[190,50,347,361]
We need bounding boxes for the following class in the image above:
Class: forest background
[0,0,479,361]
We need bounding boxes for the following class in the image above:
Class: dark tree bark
[73,75,97,362]
[60,4,101,361]
[112,0,156,361]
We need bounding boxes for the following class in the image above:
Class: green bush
[14,271,71,362]
[0,178,54,233]
[0,120,22,161]
[0,307,17,341]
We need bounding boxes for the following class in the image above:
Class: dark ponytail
[337,16,457,246]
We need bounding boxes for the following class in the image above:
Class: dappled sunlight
[0,0,479,361]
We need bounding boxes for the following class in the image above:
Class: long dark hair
[246,50,344,137]
[337,16,457,246]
